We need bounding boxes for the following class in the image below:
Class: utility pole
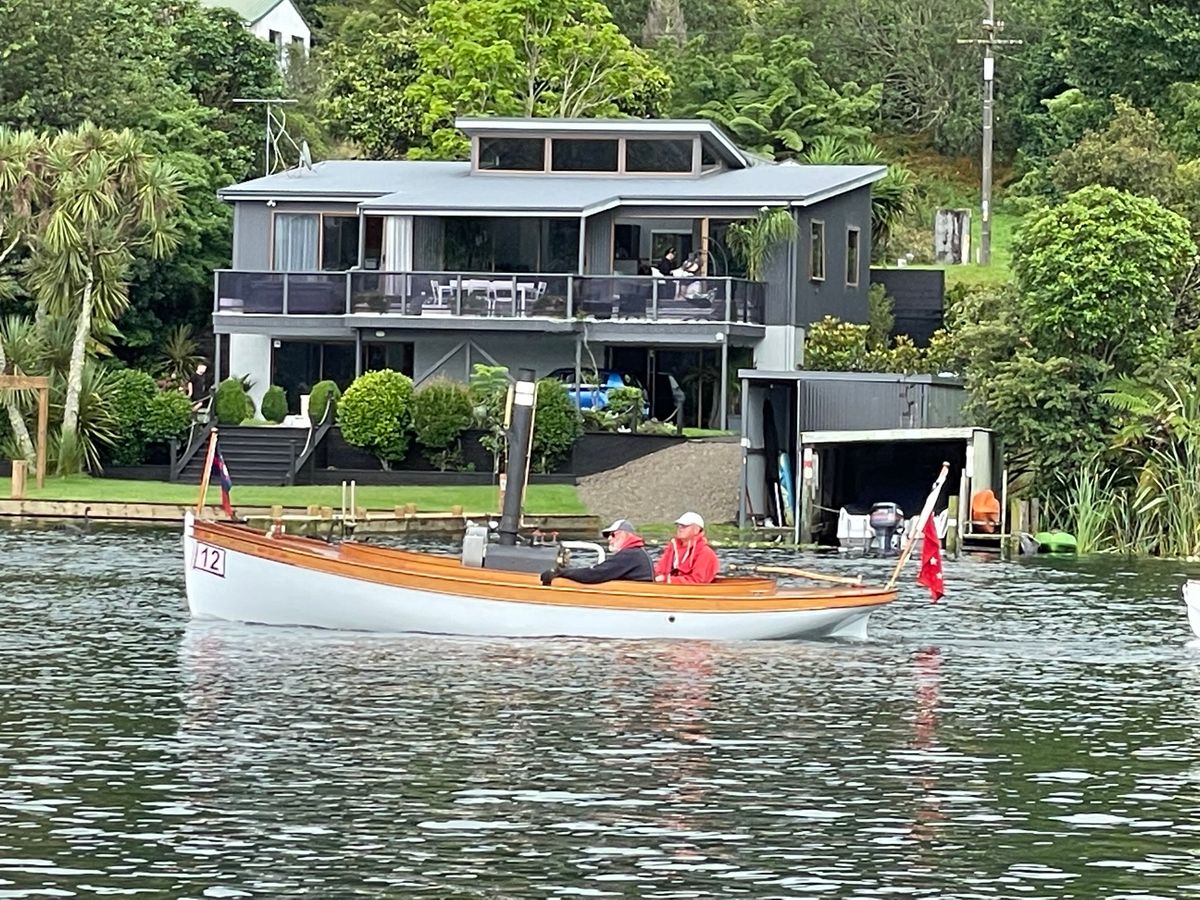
[958,0,1021,265]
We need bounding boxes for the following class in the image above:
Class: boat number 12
[193,543,226,578]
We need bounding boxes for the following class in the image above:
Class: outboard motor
[868,502,905,557]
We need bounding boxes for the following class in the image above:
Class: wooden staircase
[175,425,310,486]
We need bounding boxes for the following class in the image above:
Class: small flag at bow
[916,514,944,602]
[212,445,234,519]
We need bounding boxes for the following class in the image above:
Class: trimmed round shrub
[605,385,644,429]
[531,378,583,473]
[308,379,341,424]
[142,390,194,444]
[107,368,157,465]
[261,385,288,423]
[412,378,473,451]
[337,369,414,465]
[215,378,251,425]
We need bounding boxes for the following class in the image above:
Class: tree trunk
[62,270,94,438]
[0,345,36,466]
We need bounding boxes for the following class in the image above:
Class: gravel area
[577,438,741,527]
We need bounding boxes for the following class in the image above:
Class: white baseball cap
[674,511,705,529]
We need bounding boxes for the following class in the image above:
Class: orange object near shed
[971,489,1001,533]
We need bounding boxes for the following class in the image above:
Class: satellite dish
[299,140,313,171]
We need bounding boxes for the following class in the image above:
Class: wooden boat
[1185,580,1200,639]
[181,372,950,641]
[183,513,897,640]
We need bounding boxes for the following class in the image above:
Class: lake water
[2,524,1200,897]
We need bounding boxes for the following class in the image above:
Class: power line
[957,1,1022,265]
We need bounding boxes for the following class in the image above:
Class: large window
[272,213,360,271]
[810,220,826,282]
[625,139,693,173]
[846,227,861,286]
[551,138,618,172]
[322,216,359,271]
[478,137,545,171]
[273,213,318,271]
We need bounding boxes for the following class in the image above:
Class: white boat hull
[1185,580,1200,639]
[183,516,877,641]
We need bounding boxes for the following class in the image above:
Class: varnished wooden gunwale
[336,541,780,596]
[192,520,896,613]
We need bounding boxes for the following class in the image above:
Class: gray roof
[220,159,886,213]
[455,116,749,168]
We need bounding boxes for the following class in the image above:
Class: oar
[726,563,864,586]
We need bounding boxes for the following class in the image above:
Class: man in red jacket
[654,511,720,585]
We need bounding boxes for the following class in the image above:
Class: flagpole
[195,428,219,517]
[885,461,950,591]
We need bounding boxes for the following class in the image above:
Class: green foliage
[1012,186,1195,371]
[604,385,644,430]
[52,362,119,473]
[142,390,194,444]
[1100,375,1200,558]
[412,378,474,453]
[320,29,423,158]
[356,0,672,158]
[668,34,878,160]
[966,354,1111,496]
[803,316,869,371]
[156,324,205,384]
[338,369,415,466]
[531,378,582,473]
[308,380,341,424]
[261,385,288,423]
[726,208,798,282]
[866,283,893,351]
[1049,100,1178,204]
[1052,0,1200,111]
[215,377,250,426]
[107,368,158,465]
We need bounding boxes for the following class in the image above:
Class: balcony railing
[214,270,766,325]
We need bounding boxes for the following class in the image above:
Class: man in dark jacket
[540,519,654,585]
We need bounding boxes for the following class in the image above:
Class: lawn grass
[881,209,1020,290]
[682,427,736,438]
[0,475,590,515]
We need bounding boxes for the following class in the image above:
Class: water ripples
[2,525,1200,896]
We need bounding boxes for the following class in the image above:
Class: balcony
[214,271,766,325]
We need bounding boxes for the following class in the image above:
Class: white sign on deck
[192,543,227,578]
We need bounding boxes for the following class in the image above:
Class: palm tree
[0,315,44,465]
[22,124,182,471]
[726,207,798,282]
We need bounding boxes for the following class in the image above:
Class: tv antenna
[233,98,303,175]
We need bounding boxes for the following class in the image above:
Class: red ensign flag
[916,515,944,602]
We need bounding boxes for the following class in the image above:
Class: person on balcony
[655,247,677,278]
[540,519,654,585]
[655,512,720,584]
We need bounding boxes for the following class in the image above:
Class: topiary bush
[215,378,251,425]
[337,369,414,467]
[107,368,158,465]
[531,378,583,473]
[261,385,288,423]
[412,378,473,454]
[308,380,341,424]
[142,390,194,444]
[604,385,645,430]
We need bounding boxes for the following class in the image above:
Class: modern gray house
[212,117,884,427]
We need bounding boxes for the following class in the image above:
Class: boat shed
[737,370,1002,544]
